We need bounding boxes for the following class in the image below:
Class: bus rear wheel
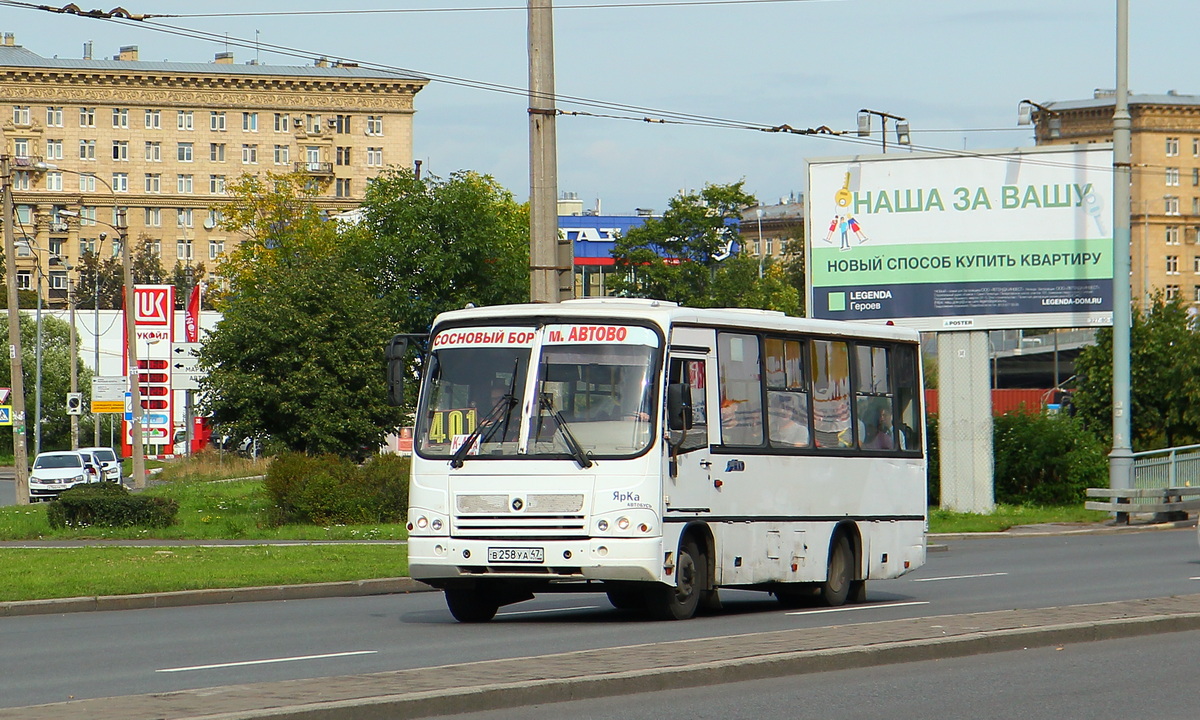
[444,589,500,623]
[646,538,706,621]
[820,535,853,607]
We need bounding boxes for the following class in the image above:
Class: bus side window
[668,357,708,452]
[717,333,764,446]
[894,345,921,452]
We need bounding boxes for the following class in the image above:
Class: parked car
[78,445,122,482]
[28,451,96,503]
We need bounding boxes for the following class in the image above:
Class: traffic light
[66,392,83,415]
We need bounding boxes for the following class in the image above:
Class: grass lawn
[0,545,408,602]
[929,504,1112,533]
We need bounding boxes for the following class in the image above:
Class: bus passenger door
[664,352,715,513]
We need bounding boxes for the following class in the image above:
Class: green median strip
[0,544,408,603]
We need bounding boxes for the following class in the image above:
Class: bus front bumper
[408,536,663,584]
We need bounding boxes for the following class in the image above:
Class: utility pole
[528,0,570,302]
[1110,0,1133,496]
[69,273,78,450]
[118,210,145,488]
[2,155,30,504]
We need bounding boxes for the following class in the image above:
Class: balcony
[294,161,333,177]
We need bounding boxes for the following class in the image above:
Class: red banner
[185,283,201,342]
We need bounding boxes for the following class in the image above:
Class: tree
[73,252,123,310]
[0,313,92,453]
[608,182,797,313]
[1072,293,1200,450]
[199,172,403,457]
[349,168,529,334]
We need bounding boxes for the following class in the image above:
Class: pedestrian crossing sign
[0,405,11,426]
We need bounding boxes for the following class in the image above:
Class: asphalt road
[0,474,13,506]
[3,527,1199,709]
[439,629,1200,720]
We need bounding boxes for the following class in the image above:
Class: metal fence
[1132,444,1200,491]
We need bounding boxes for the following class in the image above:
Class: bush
[46,483,179,529]
[264,452,410,526]
[925,414,939,506]
[992,411,1107,505]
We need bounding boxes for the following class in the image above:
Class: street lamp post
[1,154,31,503]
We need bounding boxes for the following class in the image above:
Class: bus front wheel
[444,589,500,623]
[646,538,706,621]
[820,535,853,607]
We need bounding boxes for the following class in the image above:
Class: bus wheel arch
[822,522,863,607]
[647,524,711,620]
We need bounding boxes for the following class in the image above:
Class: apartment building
[1030,90,1200,306]
[0,34,426,303]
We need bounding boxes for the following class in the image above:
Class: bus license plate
[488,547,544,563]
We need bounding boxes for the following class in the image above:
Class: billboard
[806,145,1115,331]
[122,284,176,456]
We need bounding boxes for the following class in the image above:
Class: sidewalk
[5,593,1200,720]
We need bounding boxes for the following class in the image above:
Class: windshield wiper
[449,394,517,468]
[539,393,593,469]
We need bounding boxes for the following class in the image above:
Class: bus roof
[431,299,920,343]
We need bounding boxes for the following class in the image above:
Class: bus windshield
[416,323,660,460]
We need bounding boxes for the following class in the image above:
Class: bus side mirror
[667,383,692,431]
[385,335,410,407]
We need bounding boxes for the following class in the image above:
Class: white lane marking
[1190,577,1200,581]
[785,600,929,616]
[500,605,603,617]
[158,650,377,673]
[911,572,1008,583]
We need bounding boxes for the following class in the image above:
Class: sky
[3,0,1199,215]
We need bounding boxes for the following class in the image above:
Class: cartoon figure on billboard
[823,171,869,251]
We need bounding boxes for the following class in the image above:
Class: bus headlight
[408,510,449,536]
[592,510,656,537]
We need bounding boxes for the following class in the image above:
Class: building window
[112,107,129,128]
[177,174,194,194]
[112,140,129,161]
[1166,196,1180,215]
[79,206,96,226]
[209,239,225,259]
[210,111,226,131]
[1167,226,1181,245]
[336,146,351,166]
[335,178,352,197]
[80,237,96,255]
[144,173,161,193]
[1194,138,1200,157]
[45,172,63,191]
[16,271,31,290]
[177,110,193,130]
[49,271,67,291]
[12,137,29,157]
[176,209,193,228]
[79,107,95,127]
[1167,137,1180,157]
[274,113,290,132]
[12,105,30,125]
[45,138,63,160]
[79,173,96,192]
[367,147,382,167]
[145,141,162,162]
[209,174,226,194]
[273,144,290,165]
[79,139,96,161]
[177,142,194,162]
[1166,284,1180,300]
[210,142,226,162]
[145,207,161,227]
[177,240,193,261]
[366,115,383,136]
[305,146,321,170]
[206,209,223,228]
[306,114,322,133]
[765,238,774,255]
[1167,167,1180,187]
[242,144,258,164]
[147,239,162,257]
[145,108,161,129]
[111,173,128,192]
[46,106,63,127]
[333,114,351,134]
[1167,255,1180,275]
[12,172,30,191]
[242,112,258,131]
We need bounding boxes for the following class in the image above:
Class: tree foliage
[199,172,402,457]
[1072,293,1200,450]
[0,313,92,453]
[349,168,530,334]
[608,182,799,314]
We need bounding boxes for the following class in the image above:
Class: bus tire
[444,589,500,623]
[820,535,853,607]
[606,588,645,610]
[849,579,867,604]
[646,538,705,620]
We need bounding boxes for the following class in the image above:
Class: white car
[78,446,122,483]
[28,451,97,503]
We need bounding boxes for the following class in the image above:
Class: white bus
[388,299,926,622]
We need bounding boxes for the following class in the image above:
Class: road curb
[0,577,434,617]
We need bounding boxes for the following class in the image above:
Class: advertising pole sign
[122,284,175,456]
[806,145,1115,331]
